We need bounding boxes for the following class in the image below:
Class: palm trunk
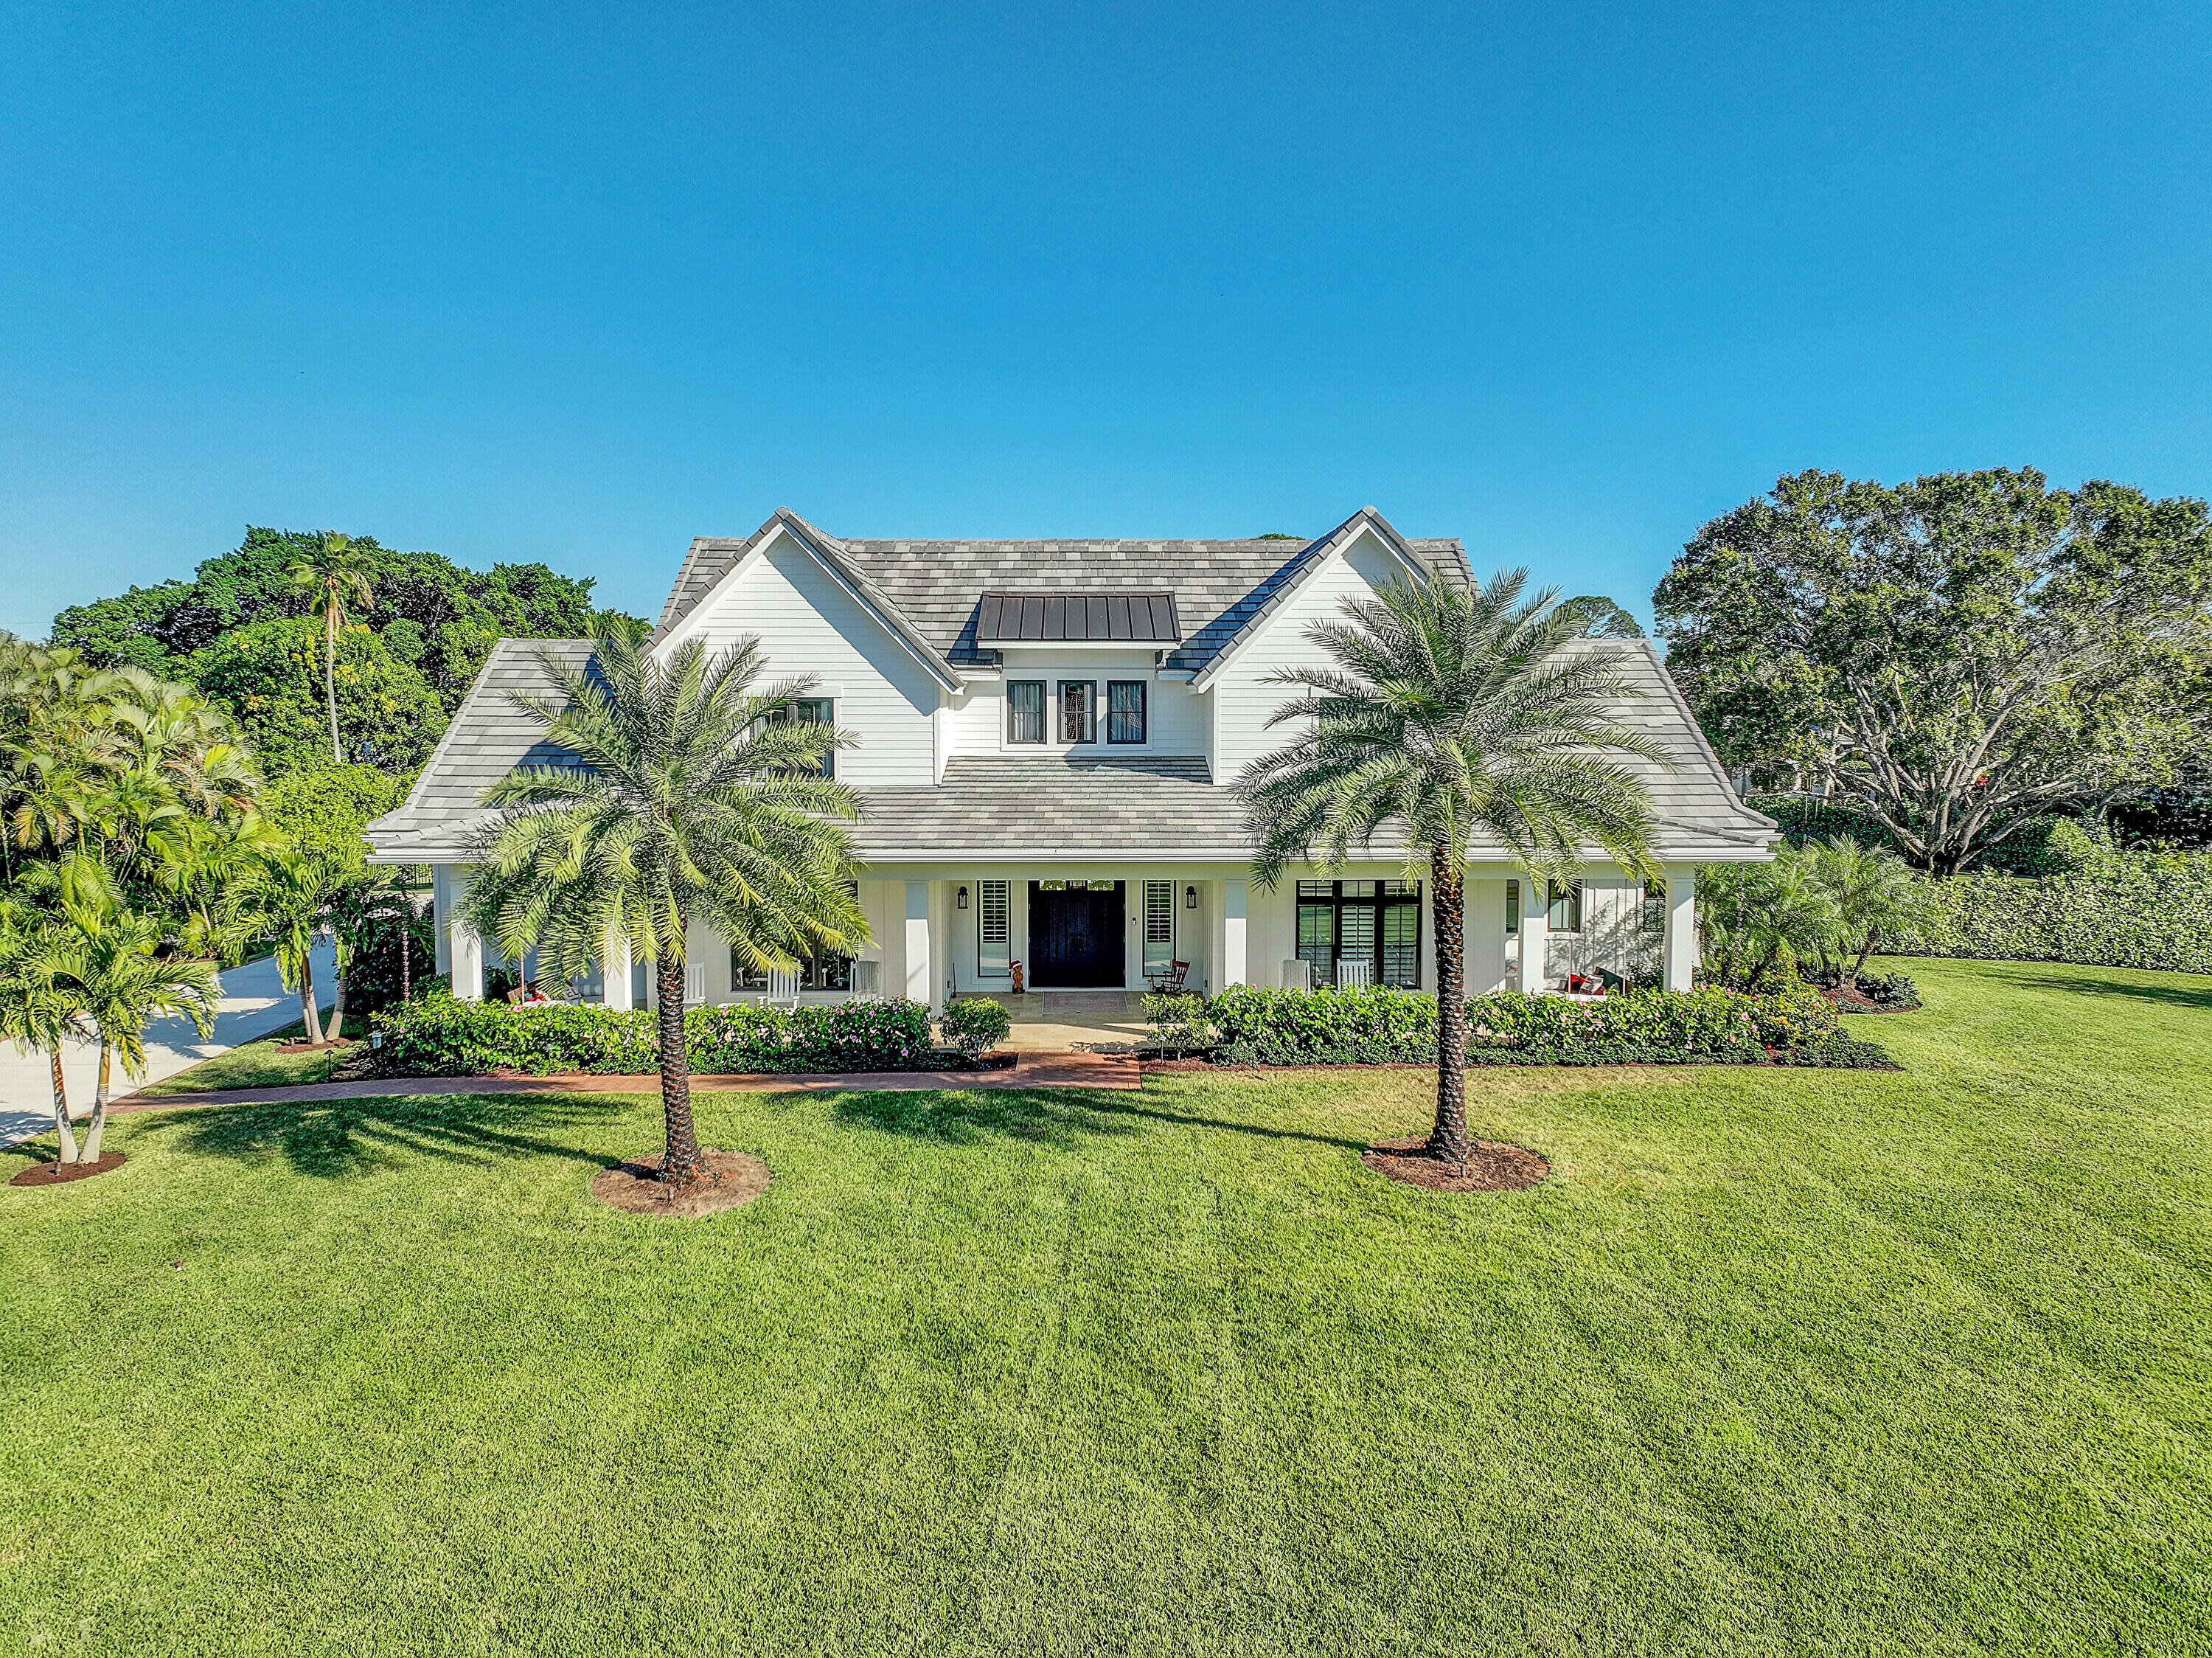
[83,1043,111,1162]
[1848,929,1876,988]
[48,1048,80,1164]
[324,968,348,1044]
[655,951,703,1182]
[296,954,321,1047]
[326,609,342,765]
[1427,844,1471,1165]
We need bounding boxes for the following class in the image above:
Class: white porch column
[603,933,634,1010]
[431,864,454,975]
[447,869,484,1003]
[1662,863,1698,991]
[1517,874,1551,995]
[1465,878,1508,996]
[903,881,933,1007]
[1212,877,1248,989]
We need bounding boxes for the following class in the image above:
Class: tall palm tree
[248,842,343,1045]
[462,625,868,1185]
[1241,570,1665,1167]
[288,532,380,765]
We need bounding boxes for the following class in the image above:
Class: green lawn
[134,1013,375,1097]
[4,958,2207,1654]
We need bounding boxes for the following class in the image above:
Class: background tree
[1554,595,1646,638]
[1240,571,1663,1168]
[288,532,380,765]
[461,626,867,1185]
[247,844,345,1047]
[192,617,445,774]
[1655,469,2212,872]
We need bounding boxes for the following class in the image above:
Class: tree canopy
[1655,468,2212,873]
[49,527,639,774]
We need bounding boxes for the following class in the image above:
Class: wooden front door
[1027,881,1125,987]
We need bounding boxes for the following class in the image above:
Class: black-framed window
[1506,879,1520,935]
[1295,880,1421,987]
[1008,680,1046,743]
[1106,681,1147,743]
[1059,680,1096,743]
[1642,878,1666,932]
[731,943,854,992]
[765,697,835,778]
[1547,881,1582,933]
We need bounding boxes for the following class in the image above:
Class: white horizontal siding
[947,653,1209,760]
[683,535,940,785]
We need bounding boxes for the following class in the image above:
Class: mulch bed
[274,1037,354,1055]
[1822,987,1921,1015]
[10,1152,128,1187]
[589,1149,771,1218]
[1360,1135,1548,1193]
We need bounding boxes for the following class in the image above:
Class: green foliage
[940,996,1012,1057]
[1142,992,1217,1052]
[258,762,411,872]
[1199,982,1891,1069]
[1658,469,2212,872]
[368,991,937,1075]
[1554,594,1646,638]
[1907,847,2212,973]
[191,617,444,774]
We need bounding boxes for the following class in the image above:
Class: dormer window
[1008,680,1046,743]
[1059,681,1096,743]
[1106,681,1147,743]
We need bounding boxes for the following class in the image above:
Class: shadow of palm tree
[139,1090,636,1179]
[828,1084,1369,1153]
[1994,970,2212,1016]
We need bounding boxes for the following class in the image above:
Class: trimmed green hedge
[1201,982,1891,1069]
[1907,859,2212,974]
[368,993,938,1076]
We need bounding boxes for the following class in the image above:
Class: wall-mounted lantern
[956,884,970,909]
[1185,885,1197,909]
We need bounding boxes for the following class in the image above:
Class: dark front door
[1028,881,1125,987]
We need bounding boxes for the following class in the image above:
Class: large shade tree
[461,625,869,1185]
[1239,571,1663,1168]
[1655,469,2212,873]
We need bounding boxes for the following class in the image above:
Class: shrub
[369,991,936,1076]
[1142,992,1217,1054]
[1904,848,2212,974]
[940,996,1012,1058]
[1201,982,1892,1069]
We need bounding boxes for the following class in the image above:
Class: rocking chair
[1147,959,1191,994]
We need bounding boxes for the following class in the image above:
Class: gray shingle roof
[657,507,1468,673]
[853,756,1244,858]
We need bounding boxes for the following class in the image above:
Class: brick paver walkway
[108,1050,1140,1114]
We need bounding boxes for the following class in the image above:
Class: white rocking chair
[1335,958,1375,991]
[765,967,803,1012]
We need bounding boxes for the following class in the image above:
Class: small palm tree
[0,901,87,1162]
[462,625,868,1185]
[248,842,343,1045]
[1241,570,1664,1167]
[66,906,220,1162]
[288,532,380,765]
[1699,854,1843,988]
[1801,836,1921,987]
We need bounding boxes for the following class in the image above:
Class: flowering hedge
[367,992,939,1076]
[1201,982,1891,1069]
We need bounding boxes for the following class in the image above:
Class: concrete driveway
[0,939,335,1151]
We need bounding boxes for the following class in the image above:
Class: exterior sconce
[956,885,970,909]
[1185,885,1197,909]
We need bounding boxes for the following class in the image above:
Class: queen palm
[1241,570,1664,1167]
[288,531,380,765]
[0,900,86,1163]
[462,625,868,1185]
[64,895,221,1163]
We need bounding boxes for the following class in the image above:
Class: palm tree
[248,842,342,1045]
[1698,853,1843,988]
[1241,570,1664,1167]
[462,625,868,1185]
[1801,836,1921,988]
[0,899,86,1162]
[65,903,221,1162]
[288,532,379,765]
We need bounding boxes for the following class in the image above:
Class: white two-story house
[364,507,1775,1010]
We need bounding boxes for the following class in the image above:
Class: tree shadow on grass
[827,1086,1368,1153]
[136,1090,634,1180]
[1993,970,2212,1016]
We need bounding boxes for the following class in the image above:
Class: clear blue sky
[5,1,2209,638]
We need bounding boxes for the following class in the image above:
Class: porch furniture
[765,968,802,1012]
[1335,958,1374,990]
[1281,958,1312,991]
[1147,959,1190,994]
[683,963,706,1007]
[850,959,881,994]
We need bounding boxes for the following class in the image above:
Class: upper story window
[1059,681,1096,743]
[1106,681,1146,744]
[765,698,835,778]
[1008,680,1046,743]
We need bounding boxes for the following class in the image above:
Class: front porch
[970,991,1152,1052]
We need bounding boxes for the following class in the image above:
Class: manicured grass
[134,1015,373,1097]
[4,959,2207,1654]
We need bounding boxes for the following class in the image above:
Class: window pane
[1340,879,1379,898]
[1296,880,1334,899]
[1296,904,1335,985]
[1337,904,1376,978]
[1107,681,1147,743]
[1144,879,1174,972]
[978,880,1011,978]
[1547,881,1582,933]
[1506,879,1519,934]
[1008,681,1045,743]
[1381,901,1420,987]
[793,698,833,778]
[1059,681,1095,742]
